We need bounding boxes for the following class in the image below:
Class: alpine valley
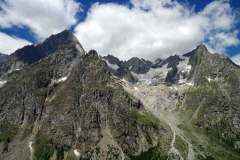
[0,30,240,160]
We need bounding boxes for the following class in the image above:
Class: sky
[0,0,240,63]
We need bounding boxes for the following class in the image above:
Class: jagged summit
[196,44,208,51]
[183,44,209,57]
[12,30,84,64]
[104,54,122,65]
[126,57,152,74]
[43,30,80,47]
[103,43,240,86]
[0,30,85,78]
[86,49,99,57]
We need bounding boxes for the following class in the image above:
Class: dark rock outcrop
[103,55,137,82]
[126,57,152,74]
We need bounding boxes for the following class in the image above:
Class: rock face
[0,31,171,160]
[126,57,152,74]
[103,55,153,82]
[1,29,240,160]
[123,45,240,160]
[0,53,8,63]
[103,51,192,86]
[183,45,240,153]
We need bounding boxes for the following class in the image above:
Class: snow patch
[74,149,81,157]
[0,80,7,88]
[121,78,128,83]
[50,76,69,86]
[170,85,178,91]
[29,141,33,153]
[178,78,186,84]
[57,76,68,82]
[129,65,133,70]
[46,94,56,102]
[177,57,192,84]
[52,76,68,84]
[185,81,194,86]
[132,64,171,85]
[206,76,218,82]
[134,86,139,91]
[207,77,212,82]
[104,59,119,70]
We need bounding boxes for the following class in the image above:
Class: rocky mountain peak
[183,44,209,58]
[152,58,162,68]
[42,29,79,47]
[104,54,121,65]
[195,44,208,52]
[126,57,152,74]
[86,49,99,58]
[0,30,85,78]
[163,55,182,68]
[13,30,84,64]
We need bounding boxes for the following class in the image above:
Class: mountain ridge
[0,30,240,160]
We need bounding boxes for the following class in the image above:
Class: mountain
[0,31,171,160]
[103,51,193,85]
[124,45,240,160]
[0,30,240,160]
[183,45,240,156]
[0,30,84,78]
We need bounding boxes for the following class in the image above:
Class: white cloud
[0,32,31,54]
[74,0,239,60]
[206,32,239,54]
[231,54,240,65]
[0,0,80,39]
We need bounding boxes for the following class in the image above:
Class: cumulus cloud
[231,54,240,65]
[74,0,239,60]
[0,0,80,39]
[0,32,31,54]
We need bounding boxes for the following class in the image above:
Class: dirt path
[167,124,184,160]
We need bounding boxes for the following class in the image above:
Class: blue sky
[0,0,240,62]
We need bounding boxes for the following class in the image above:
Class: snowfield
[132,63,171,85]
[103,59,119,70]
[0,80,7,88]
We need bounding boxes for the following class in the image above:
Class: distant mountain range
[0,30,240,160]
